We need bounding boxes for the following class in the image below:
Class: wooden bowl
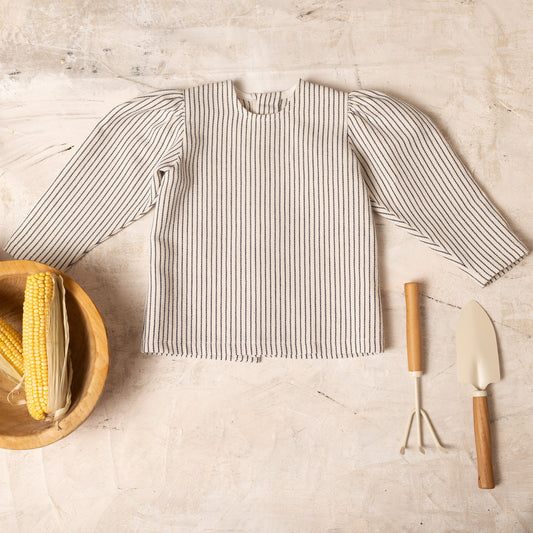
[0,260,109,449]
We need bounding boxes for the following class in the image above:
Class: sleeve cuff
[465,243,529,287]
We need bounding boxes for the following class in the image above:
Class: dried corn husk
[47,274,71,419]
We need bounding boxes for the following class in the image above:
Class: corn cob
[22,272,71,421]
[0,317,24,382]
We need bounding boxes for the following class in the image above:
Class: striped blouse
[4,79,528,361]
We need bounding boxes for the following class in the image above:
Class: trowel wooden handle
[473,395,495,489]
[404,282,422,372]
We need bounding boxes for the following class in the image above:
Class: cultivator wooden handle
[404,282,422,373]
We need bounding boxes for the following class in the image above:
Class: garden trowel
[456,300,500,489]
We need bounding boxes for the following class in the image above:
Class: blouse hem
[141,346,383,363]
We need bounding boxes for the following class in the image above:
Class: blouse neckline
[228,78,303,119]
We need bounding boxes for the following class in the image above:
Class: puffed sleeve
[4,89,185,271]
[347,89,528,286]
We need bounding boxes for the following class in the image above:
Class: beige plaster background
[0,1,532,531]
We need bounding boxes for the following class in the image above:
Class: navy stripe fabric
[346,89,528,286]
[4,80,528,361]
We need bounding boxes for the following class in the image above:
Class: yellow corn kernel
[0,317,24,381]
[22,272,54,420]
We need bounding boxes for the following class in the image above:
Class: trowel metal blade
[456,300,500,391]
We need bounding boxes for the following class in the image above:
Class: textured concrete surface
[1,1,532,532]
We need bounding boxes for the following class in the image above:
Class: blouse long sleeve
[4,89,185,271]
[347,90,528,286]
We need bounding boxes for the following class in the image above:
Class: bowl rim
[0,259,109,450]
